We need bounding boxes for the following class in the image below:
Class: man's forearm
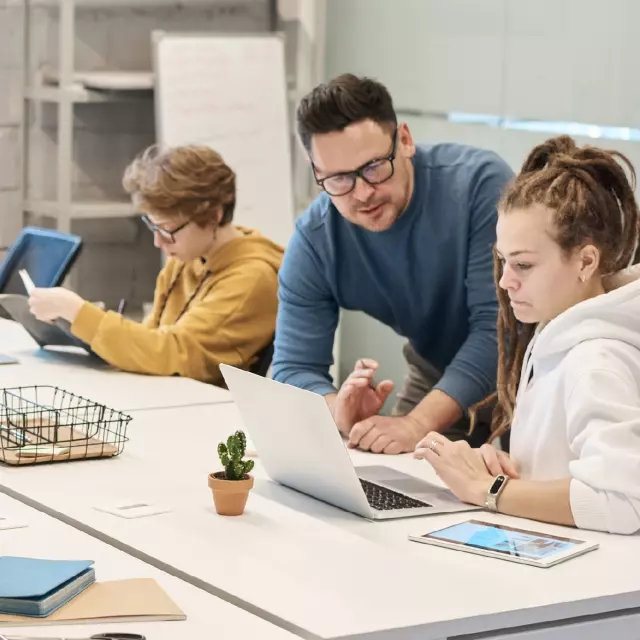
[325,392,354,436]
[408,389,463,437]
[434,322,498,415]
[324,392,337,416]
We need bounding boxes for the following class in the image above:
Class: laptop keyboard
[359,478,432,511]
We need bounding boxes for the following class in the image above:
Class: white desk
[0,319,231,411]
[2,403,640,640]
[0,493,299,640]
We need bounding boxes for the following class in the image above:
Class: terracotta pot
[208,472,254,516]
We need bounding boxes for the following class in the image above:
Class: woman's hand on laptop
[413,432,496,505]
[333,358,395,435]
[414,435,519,480]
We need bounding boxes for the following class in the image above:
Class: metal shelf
[25,85,152,104]
[24,199,133,219]
[27,69,155,103]
[20,0,281,233]
[26,84,298,105]
[20,0,154,231]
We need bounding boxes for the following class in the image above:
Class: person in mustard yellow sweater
[28,145,284,386]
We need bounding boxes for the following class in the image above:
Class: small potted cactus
[208,430,255,516]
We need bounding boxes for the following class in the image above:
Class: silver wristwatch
[485,474,509,512]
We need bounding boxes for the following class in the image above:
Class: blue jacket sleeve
[271,225,339,395]
[434,155,513,412]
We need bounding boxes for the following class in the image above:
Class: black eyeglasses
[313,129,398,197]
[141,215,190,244]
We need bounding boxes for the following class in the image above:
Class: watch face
[490,475,507,495]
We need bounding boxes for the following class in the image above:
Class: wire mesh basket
[0,386,131,466]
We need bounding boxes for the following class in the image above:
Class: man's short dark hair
[296,74,398,152]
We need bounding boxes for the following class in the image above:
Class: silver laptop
[220,365,477,521]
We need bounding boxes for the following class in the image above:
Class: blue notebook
[0,557,95,617]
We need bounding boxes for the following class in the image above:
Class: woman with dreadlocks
[415,135,640,534]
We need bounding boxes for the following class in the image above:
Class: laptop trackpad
[356,465,458,504]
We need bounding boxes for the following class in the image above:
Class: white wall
[325,0,640,409]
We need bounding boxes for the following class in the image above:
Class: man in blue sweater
[273,74,514,454]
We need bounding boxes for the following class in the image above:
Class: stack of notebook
[0,557,95,617]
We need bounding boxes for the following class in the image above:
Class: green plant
[217,430,255,480]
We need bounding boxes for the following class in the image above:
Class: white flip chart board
[153,32,295,247]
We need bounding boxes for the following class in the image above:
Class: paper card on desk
[94,501,171,519]
[0,579,186,626]
[0,516,28,531]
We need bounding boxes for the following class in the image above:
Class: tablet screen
[424,520,585,560]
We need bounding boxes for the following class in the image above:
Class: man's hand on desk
[348,414,423,454]
[327,358,426,454]
[28,287,85,324]
[329,358,395,436]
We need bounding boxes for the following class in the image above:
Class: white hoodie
[510,267,640,535]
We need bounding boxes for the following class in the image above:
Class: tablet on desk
[409,519,599,568]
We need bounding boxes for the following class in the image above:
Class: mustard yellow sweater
[71,228,284,386]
